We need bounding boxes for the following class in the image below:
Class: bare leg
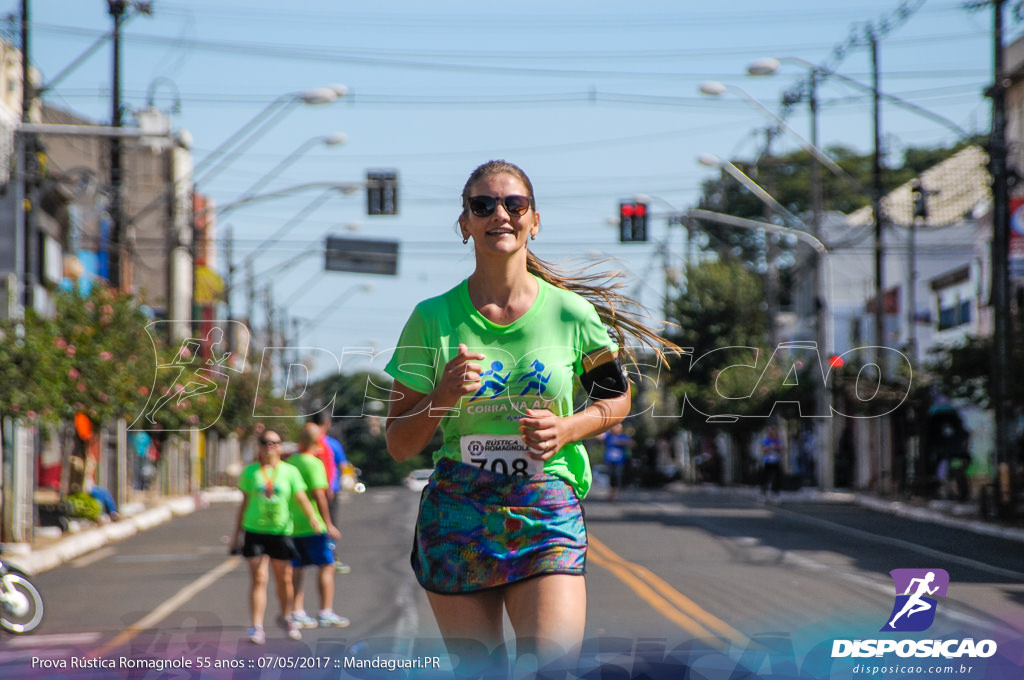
[318,564,334,611]
[247,556,270,628]
[292,566,306,614]
[427,589,507,677]
[504,574,586,672]
[269,558,294,619]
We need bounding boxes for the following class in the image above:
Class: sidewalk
[2,488,242,575]
[665,482,1024,544]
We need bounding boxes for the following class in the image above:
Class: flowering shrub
[0,284,296,435]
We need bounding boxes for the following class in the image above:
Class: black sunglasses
[467,194,532,218]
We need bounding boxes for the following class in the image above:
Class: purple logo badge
[881,568,949,632]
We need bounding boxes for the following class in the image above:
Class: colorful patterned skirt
[412,458,588,594]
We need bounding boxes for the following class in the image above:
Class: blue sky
[15,0,998,379]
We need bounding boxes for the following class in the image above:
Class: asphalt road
[2,483,1022,678]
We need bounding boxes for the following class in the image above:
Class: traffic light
[619,201,648,242]
[910,179,927,220]
[366,169,399,215]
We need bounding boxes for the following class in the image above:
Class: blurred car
[404,468,433,492]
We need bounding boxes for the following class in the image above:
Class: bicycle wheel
[0,570,44,634]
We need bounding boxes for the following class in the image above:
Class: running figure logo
[517,359,552,397]
[131,321,249,432]
[471,361,511,401]
[881,568,949,632]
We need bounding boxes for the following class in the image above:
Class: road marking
[111,553,204,563]
[587,533,748,650]
[87,556,241,659]
[4,632,102,647]
[0,632,104,664]
[71,547,116,568]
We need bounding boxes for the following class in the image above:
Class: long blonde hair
[461,160,680,364]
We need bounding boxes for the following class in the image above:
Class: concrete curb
[852,494,1024,543]
[5,489,243,575]
[692,483,1024,544]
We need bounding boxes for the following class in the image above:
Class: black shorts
[242,531,299,562]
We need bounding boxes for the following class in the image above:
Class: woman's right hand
[431,343,485,409]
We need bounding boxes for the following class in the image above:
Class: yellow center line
[588,533,749,649]
[87,556,242,659]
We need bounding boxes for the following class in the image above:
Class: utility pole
[868,25,892,495]
[805,68,835,491]
[870,27,885,360]
[988,0,1014,517]
[19,0,36,314]
[107,0,127,290]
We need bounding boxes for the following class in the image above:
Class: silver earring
[463,236,469,244]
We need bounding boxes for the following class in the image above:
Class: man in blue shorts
[285,424,349,628]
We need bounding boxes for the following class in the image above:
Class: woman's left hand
[519,408,567,460]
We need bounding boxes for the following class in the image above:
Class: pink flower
[138,386,150,396]
[66,345,76,357]
[98,393,108,403]
[76,381,87,393]
[100,304,114,316]
[99,351,113,361]
[68,368,80,379]
[26,410,37,419]
[179,347,192,359]
[54,337,67,349]
[187,415,200,425]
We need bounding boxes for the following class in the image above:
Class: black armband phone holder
[580,359,629,400]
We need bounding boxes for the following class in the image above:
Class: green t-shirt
[384,276,617,497]
[238,461,307,535]
[284,453,328,537]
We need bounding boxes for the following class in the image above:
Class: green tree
[925,313,1024,409]
[664,260,811,483]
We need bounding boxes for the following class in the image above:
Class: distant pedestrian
[230,429,324,644]
[285,424,349,630]
[602,423,633,502]
[312,411,352,573]
[760,425,783,496]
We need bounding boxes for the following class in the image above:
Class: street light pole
[693,155,837,490]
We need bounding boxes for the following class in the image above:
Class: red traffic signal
[619,201,648,242]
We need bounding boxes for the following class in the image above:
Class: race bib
[460,435,545,477]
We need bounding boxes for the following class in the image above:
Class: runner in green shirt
[230,428,324,644]
[384,160,676,675]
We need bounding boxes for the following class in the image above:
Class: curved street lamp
[193,84,348,186]
[698,80,849,179]
[234,132,347,204]
[747,56,972,140]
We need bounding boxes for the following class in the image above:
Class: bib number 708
[470,455,532,477]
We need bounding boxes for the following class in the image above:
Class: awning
[193,265,224,304]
